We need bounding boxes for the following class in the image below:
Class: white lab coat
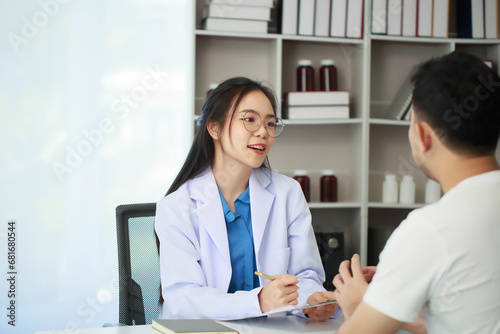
[155,167,326,319]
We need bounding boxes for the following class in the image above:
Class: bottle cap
[208,83,219,90]
[321,169,335,175]
[294,169,308,176]
[385,174,396,180]
[402,175,414,181]
[297,59,312,66]
[320,59,335,66]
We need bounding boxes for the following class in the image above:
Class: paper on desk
[219,299,338,321]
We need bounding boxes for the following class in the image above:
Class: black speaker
[315,232,345,291]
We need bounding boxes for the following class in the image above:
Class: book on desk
[152,319,238,334]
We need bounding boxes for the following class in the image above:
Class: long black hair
[165,76,278,196]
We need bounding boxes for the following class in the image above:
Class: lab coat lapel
[249,169,275,258]
[190,170,231,266]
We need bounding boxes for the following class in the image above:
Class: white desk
[221,316,342,333]
[36,316,342,334]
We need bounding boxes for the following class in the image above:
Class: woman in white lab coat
[155,77,338,321]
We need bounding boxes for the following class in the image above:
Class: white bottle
[399,175,416,204]
[425,179,441,203]
[382,174,398,203]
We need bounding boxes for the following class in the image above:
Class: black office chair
[116,203,162,325]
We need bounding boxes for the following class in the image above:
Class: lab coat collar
[190,169,232,266]
[189,168,275,269]
[249,168,275,260]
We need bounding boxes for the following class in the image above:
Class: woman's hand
[258,274,299,313]
[302,291,339,321]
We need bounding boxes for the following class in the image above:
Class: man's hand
[402,315,428,334]
[362,266,377,283]
[332,254,368,319]
[302,291,339,321]
[333,257,427,334]
[258,274,299,313]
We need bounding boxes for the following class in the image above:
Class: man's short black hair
[411,50,500,156]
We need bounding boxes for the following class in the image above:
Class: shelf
[194,0,500,266]
[368,202,424,209]
[195,29,279,40]
[197,29,500,46]
[284,118,362,125]
[369,118,410,126]
[450,38,500,45]
[281,35,364,44]
[370,34,452,44]
[192,116,363,125]
[195,29,365,45]
[370,34,500,45]
[308,202,361,209]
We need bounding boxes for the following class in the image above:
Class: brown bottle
[293,170,310,202]
[296,59,314,91]
[319,59,338,91]
[320,170,338,202]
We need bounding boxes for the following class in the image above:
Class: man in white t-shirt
[333,51,500,333]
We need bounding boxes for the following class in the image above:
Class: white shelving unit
[193,0,500,266]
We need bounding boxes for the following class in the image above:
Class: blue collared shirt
[218,186,259,293]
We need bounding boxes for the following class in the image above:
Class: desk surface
[36,316,342,334]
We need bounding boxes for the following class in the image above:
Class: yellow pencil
[254,271,277,281]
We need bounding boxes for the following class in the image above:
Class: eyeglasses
[236,110,285,138]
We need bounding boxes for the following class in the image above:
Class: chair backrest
[116,203,161,325]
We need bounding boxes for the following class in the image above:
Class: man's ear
[415,122,435,153]
[207,121,220,140]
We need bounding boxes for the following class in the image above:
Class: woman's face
[215,90,276,171]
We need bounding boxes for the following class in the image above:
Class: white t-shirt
[364,171,500,334]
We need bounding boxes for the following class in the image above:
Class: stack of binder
[457,0,499,39]
[282,0,364,38]
[283,91,350,120]
[201,0,274,34]
[372,0,449,38]
[372,0,499,39]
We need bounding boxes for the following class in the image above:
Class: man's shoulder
[414,171,500,222]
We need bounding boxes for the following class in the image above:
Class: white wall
[0,0,194,332]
